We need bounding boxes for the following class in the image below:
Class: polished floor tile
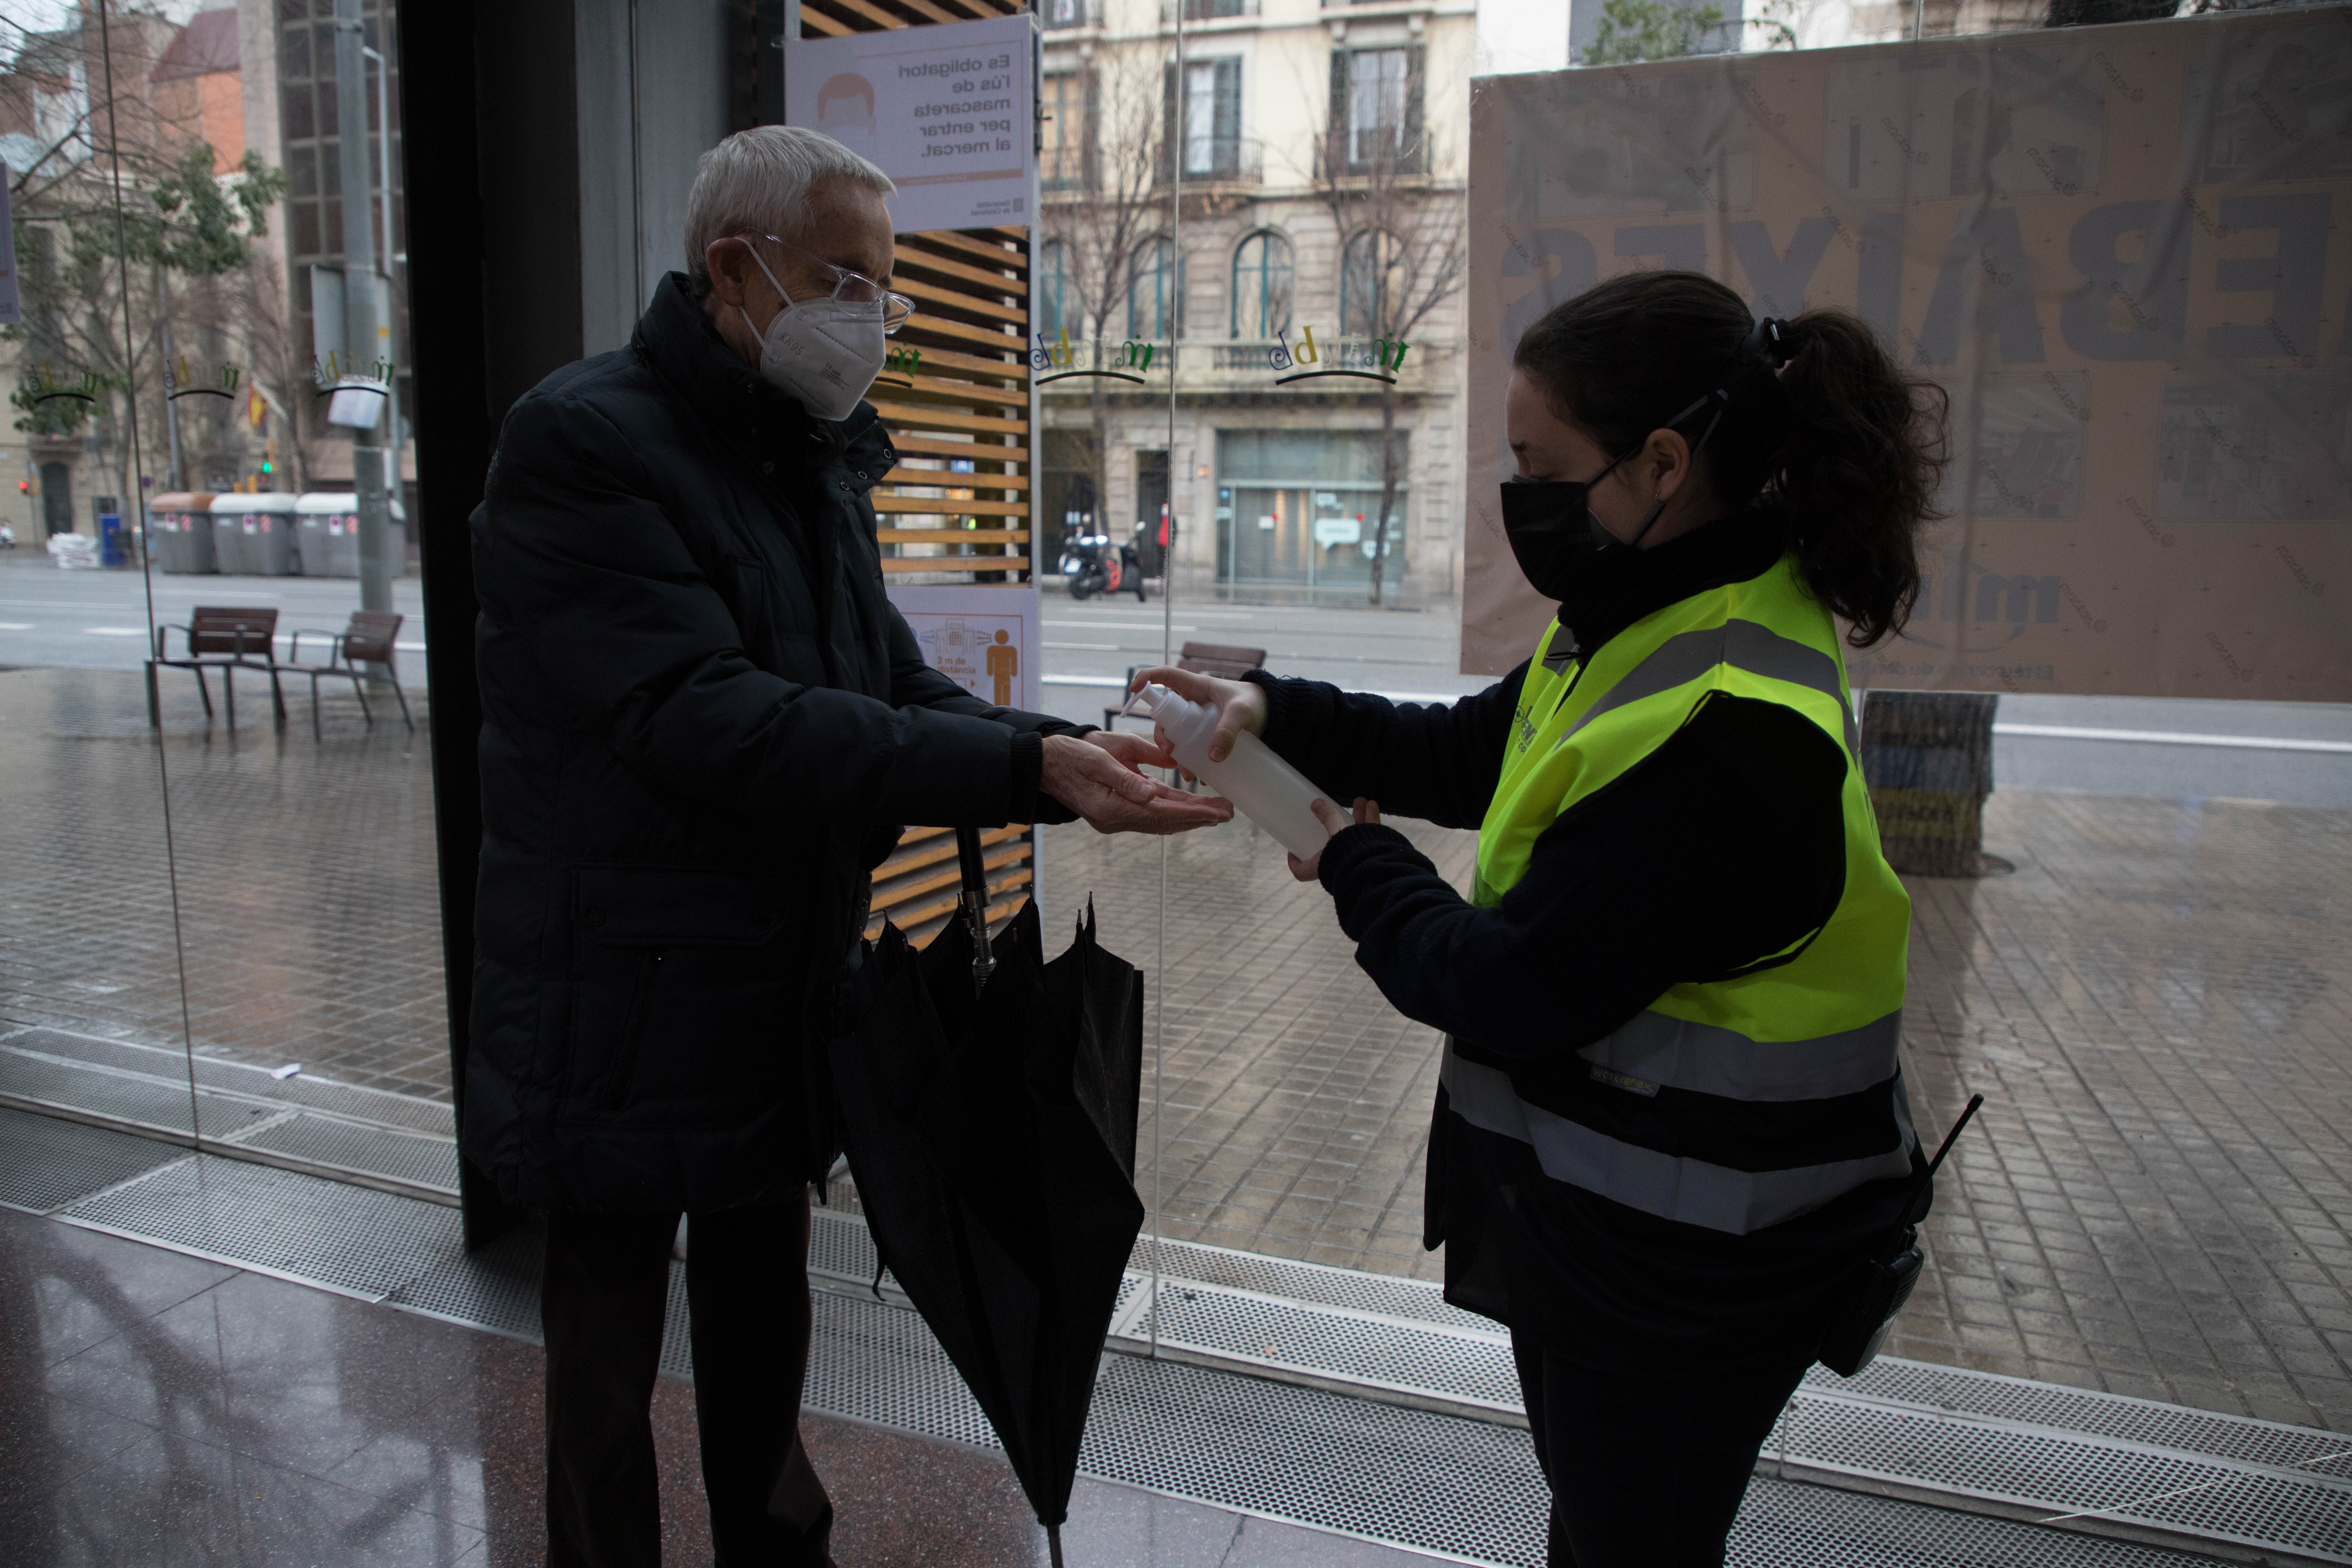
[0,1206,1436,1566]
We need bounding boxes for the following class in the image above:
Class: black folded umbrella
[832,826,1145,1566]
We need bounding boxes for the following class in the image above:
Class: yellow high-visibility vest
[1446,552,1917,1234]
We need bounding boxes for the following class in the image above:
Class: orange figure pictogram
[985,628,1018,707]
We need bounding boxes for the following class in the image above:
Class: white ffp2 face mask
[737,244,888,423]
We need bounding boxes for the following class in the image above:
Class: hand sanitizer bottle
[1127,684,1332,860]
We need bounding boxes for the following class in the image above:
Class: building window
[1231,231,1292,340]
[1340,229,1405,336]
[1041,0,1092,29]
[1183,58,1242,180]
[1042,71,1087,190]
[1039,240,1078,339]
[1331,46,1423,175]
[1129,237,1182,340]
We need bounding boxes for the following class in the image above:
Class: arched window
[1230,231,1293,340]
[1038,239,1074,340]
[1340,228,1407,337]
[1128,237,1183,340]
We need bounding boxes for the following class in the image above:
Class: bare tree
[1305,98,1465,606]
[4,12,286,518]
[1040,46,1170,546]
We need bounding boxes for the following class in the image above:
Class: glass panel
[1,6,200,1135]
[122,0,449,1168]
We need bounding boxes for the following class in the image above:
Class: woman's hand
[1289,797,1381,882]
[1127,665,1269,776]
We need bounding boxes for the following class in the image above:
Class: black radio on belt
[1820,1093,1984,1378]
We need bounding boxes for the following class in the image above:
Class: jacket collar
[1550,508,1788,667]
[632,271,896,484]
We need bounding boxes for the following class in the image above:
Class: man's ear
[705,238,752,310]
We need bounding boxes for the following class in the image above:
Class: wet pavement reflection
[3,663,2346,1438]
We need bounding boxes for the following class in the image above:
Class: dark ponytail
[1512,271,1948,648]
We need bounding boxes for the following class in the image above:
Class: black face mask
[1500,450,1666,603]
[1503,316,1795,603]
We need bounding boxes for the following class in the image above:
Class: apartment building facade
[1037,0,1477,603]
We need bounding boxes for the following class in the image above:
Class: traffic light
[16,479,28,496]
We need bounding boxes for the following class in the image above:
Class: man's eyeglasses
[742,232,915,334]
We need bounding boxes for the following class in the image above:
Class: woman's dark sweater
[1246,514,1920,1372]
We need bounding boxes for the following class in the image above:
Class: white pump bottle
[1126,683,1332,860]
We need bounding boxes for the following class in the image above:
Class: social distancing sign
[1466,10,2351,701]
[786,13,1037,236]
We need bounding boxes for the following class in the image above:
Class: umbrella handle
[1047,1522,1066,1568]
[955,824,996,996]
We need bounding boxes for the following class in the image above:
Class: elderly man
[467,126,1227,1567]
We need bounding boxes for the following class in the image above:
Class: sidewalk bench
[147,606,285,730]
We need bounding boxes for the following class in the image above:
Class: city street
[5,554,2348,805]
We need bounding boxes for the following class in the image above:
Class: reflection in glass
[1127,237,1181,341]
[1230,230,1291,340]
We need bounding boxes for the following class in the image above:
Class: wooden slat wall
[807,0,1039,950]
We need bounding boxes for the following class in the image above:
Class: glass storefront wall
[1,9,2348,1559]
[0,0,446,1187]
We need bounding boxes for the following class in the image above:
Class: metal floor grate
[221,1110,462,1195]
[0,1106,2297,1566]
[56,1153,464,1301]
[1812,1358,2352,1476]
[1119,1276,1521,1414]
[0,1046,209,1137]
[0,1025,454,1137]
[1138,1234,1494,1334]
[0,1103,189,1214]
[1771,1396,2352,1562]
[0,1026,459,1200]
[387,1214,546,1338]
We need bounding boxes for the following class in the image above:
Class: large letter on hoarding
[1464,13,2352,701]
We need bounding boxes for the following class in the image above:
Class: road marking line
[0,622,34,630]
[1993,723,2352,755]
[81,627,146,636]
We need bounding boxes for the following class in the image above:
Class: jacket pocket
[565,865,798,1121]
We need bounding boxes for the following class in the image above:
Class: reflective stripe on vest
[1443,1043,1919,1235]
[1462,553,1916,1232]
[1556,618,1861,760]
[1578,1008,1902,1102]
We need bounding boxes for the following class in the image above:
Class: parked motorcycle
[1058,533,1147,601]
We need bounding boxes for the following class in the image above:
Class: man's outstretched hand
[1042,732,1234,836]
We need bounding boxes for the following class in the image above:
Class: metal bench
[146,606,285,730]
[284,610,414,739]
[1104,641,1268,730]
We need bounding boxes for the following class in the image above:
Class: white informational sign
[888,583,1041,714]
[785,14,1036,236]
[1313,516,1363,548]
[0,163,20,326]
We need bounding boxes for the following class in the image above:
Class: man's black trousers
[542,1198,834,1567]
[1512,1332,1813,1567]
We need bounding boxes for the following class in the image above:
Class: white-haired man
[467,126,1227,1566]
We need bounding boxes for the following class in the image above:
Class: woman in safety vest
[1135,270,1948,1567]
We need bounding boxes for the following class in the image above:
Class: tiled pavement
[3,665,2347,1436]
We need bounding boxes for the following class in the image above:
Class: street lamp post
[334,0,392,664]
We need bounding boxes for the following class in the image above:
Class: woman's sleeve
[1240,663,1527,831]
[1315,692,1851,1056]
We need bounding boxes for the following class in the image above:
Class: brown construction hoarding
[1464,10,2351,700]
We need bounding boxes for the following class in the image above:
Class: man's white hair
[683,126,894,297]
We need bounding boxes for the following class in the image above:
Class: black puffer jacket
[465,273,1080,1213]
